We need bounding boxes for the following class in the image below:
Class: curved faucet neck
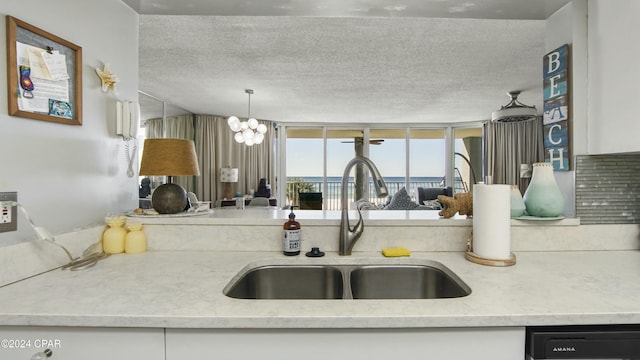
[339,156,388,255]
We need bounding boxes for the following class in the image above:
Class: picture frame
[5,16,83,125]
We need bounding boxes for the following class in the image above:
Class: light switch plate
[0,192,17,233]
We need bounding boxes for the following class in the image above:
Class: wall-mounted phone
[116,100,140,177]
[116,100,140,140]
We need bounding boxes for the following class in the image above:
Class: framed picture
[5,16,83,125]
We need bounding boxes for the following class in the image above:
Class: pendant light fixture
[227,89,267,146]
[491,90,538,123]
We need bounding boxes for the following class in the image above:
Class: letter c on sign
[548,124,562,145]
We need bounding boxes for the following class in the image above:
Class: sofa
[415,186,453,205]
[355,186,453,210]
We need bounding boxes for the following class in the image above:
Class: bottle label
[283,229,301,252]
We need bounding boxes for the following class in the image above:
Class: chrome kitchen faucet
[339,156,388,255]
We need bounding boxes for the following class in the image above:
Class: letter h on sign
[543,44,570,171]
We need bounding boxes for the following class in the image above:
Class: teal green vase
[523,162,564,217]
[510,185,526,218]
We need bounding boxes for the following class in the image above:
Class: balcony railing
[286,178,466,210]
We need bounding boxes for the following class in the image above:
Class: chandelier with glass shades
[227,89,267,146]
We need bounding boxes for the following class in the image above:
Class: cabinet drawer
[0,327,164,360]
[166,327,525,360]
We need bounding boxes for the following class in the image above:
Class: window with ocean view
[285,128,323,207]
[326,129,365,210]
[410,129,446,199]
[283,125,482,210]
[454,127,483,194]
[369,129,407,199]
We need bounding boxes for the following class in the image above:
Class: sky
[286,138,449,178]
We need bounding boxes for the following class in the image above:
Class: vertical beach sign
[543,44,570,171]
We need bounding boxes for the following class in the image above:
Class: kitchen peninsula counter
[0,249,639,329]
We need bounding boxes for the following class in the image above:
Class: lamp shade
[139,139,199,214]
[220,167,239,183]
[139,138,200,176]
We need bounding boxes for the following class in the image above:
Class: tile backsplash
[575,153,640,224]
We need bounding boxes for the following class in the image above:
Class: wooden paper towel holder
[465,237,516,266]
[465,251,516,267]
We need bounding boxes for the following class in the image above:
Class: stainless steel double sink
[224,261,471,300]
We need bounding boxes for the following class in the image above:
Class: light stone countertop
[129,209,580,226]
[130,209,472,226]
[0,249,639,329]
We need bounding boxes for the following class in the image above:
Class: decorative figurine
[437,193,473,218]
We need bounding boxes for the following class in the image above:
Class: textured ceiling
[124,0,569,20]
[127,0,571,123]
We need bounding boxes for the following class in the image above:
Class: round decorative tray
[127,209,213,218]
[514,215,564,221]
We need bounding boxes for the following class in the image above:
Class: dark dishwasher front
[526,325,640,359]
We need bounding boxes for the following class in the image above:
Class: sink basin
[224,265,344,299]
[349,265,470,299]
[224,261,470,300]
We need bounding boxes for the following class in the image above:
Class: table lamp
[139,138,200,214]
[220,167,238,199]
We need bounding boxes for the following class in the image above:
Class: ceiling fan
[341,137,385,145]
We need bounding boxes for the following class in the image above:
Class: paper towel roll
[472,184,511,260]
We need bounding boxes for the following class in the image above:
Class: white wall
[544,1,588,217]
[0,0,139,246]
[587,0,640,154]
[546,1,588,157]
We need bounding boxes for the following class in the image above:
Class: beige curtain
[144,114,196,193]
[484,117,544,194]
[194,115,275,202]
[144,114,195,140]
[145,118,163,139]
[194,115,220,202]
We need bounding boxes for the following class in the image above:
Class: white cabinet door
[587,2,640,154]
[166,327,525,360]
[0,327,164,360]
